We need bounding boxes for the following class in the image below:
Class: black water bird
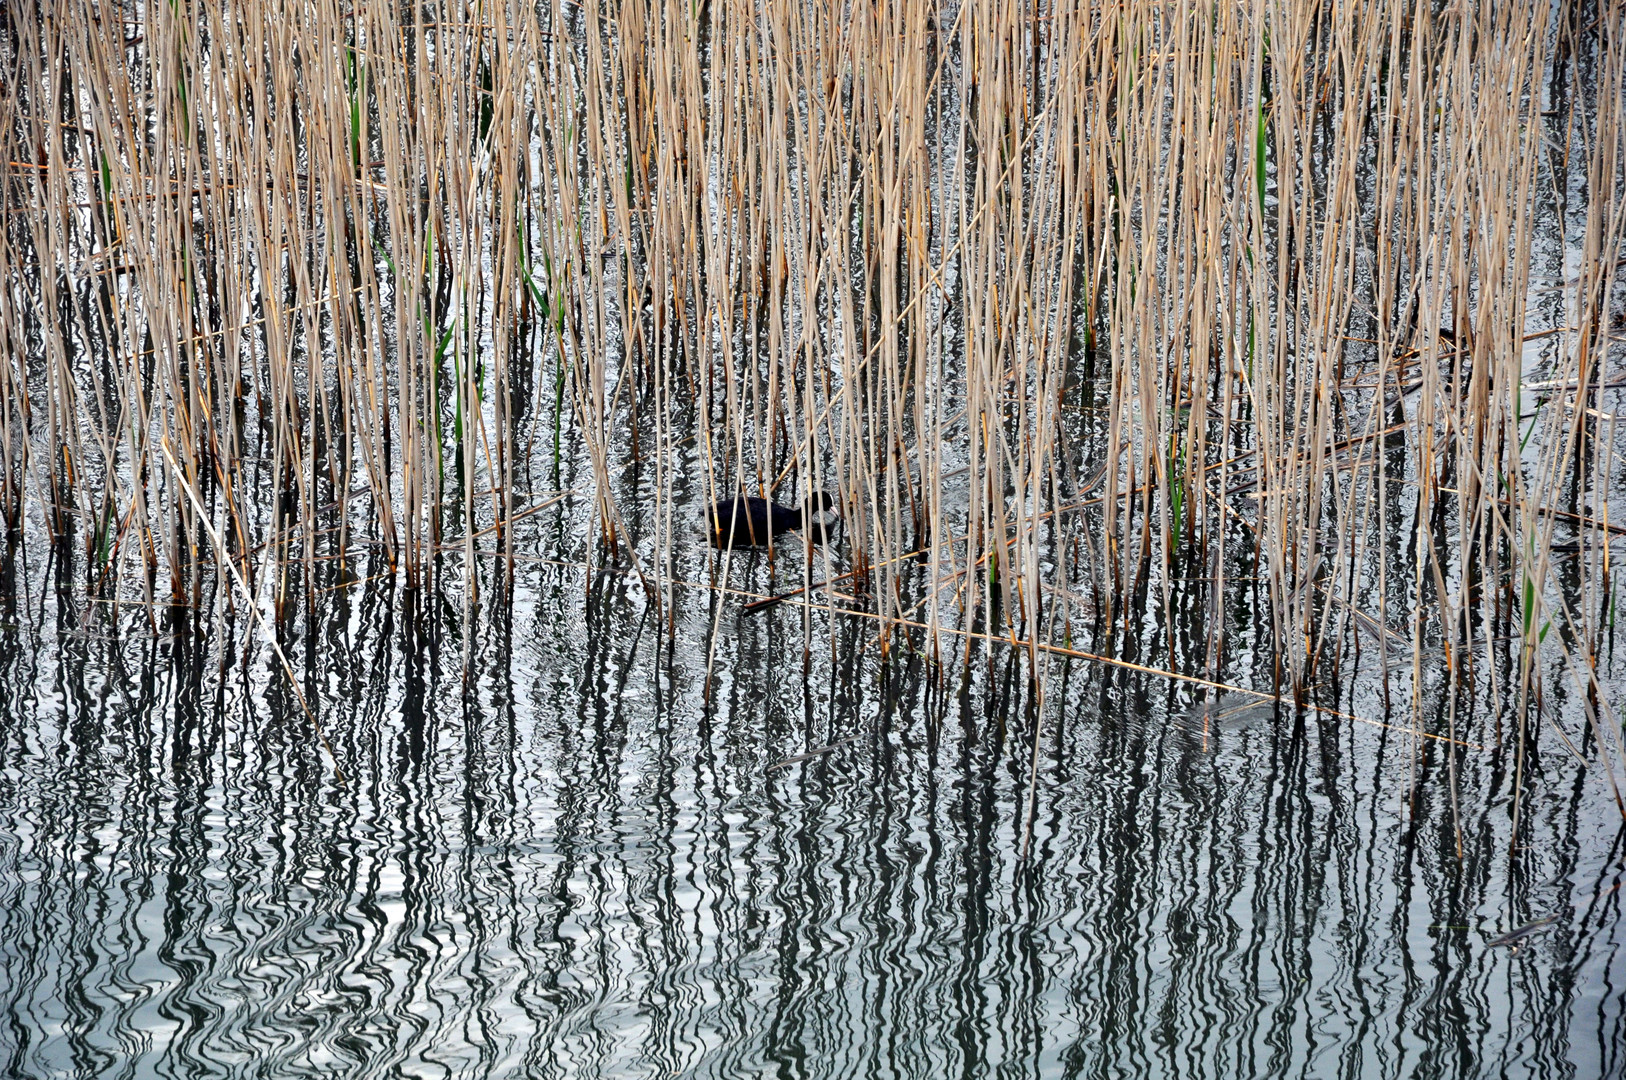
[707,492,837,548]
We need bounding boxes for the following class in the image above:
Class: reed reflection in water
[0,556,1622,1080]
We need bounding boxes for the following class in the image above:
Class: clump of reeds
[1,0,1623,812]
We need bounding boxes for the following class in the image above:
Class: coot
[707,492,837,548]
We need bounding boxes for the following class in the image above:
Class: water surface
[1,537,1622,1079]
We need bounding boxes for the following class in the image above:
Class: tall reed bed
[2,0,1623,790]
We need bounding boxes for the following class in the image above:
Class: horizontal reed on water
[1,1,1623,798]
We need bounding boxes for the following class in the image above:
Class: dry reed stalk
[0,0,1622,810]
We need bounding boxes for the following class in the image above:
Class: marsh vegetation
[1,0,1625,1074]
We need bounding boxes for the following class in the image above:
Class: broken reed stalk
[0,0,1622,805]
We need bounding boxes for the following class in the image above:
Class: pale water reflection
[0,546,1622,1079]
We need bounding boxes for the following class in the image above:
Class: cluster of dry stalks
[2,0,1623,775]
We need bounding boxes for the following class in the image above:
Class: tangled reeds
[2,0,1623,800]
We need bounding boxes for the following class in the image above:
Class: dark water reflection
[1,543,1623,1079]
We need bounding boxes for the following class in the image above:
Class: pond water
[0,531,1622,1080]
[1,0,1622,1071]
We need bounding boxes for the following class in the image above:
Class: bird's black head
[804,491,837,515]
[802,491,840,544]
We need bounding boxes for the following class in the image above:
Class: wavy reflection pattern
[0,551,1622,1080]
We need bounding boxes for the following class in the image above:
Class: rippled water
[1,527,1623,1080]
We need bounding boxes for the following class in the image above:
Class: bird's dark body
[707,493,836,548]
